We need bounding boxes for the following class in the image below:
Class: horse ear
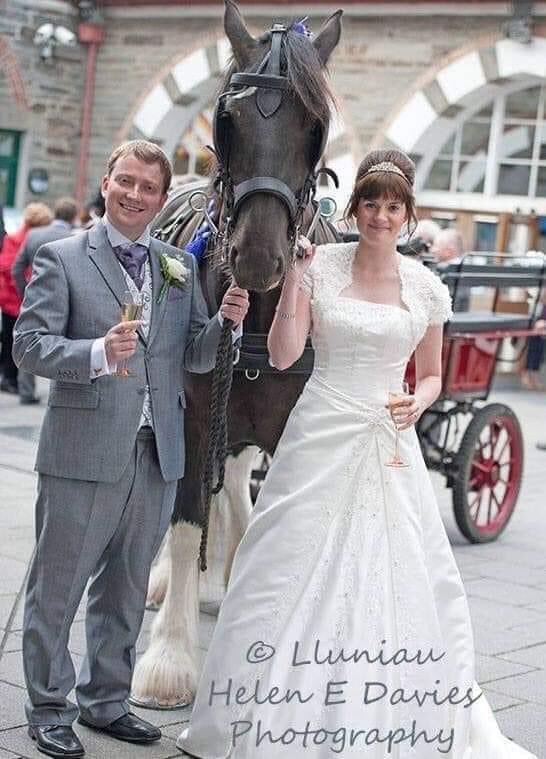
[224,0,256,68]
[312,10,343,65]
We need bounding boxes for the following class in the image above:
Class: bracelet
[277,311,296,320]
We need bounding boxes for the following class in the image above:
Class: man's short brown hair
[54,197,78,224]
[107,140,172,195]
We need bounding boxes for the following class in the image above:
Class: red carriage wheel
[453,403,524,543]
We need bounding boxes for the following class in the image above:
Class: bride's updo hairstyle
[344,149,418,232]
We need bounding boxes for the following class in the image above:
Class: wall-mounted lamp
[33,22,77,63]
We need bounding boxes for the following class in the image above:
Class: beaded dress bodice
[303,243,451,406]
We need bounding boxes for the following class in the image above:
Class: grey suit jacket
[12,221,74,297]
[13,222,221,483]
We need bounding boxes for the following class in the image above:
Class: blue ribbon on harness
[185,200,215,264]
[290,17,312,37]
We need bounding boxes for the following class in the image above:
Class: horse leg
[146,529,171,609]
[221,446,258,587]
[131,408,206,708]
[131,512,201,707]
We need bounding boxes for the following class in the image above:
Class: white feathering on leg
[131,521,201,708]
[222,447,258,587]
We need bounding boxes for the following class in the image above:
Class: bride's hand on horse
[220,283,250,327]
[388,396,423,431]
[286,235,316,284]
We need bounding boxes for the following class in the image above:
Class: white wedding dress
[179,243,536,759]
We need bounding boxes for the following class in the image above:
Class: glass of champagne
[385,380,411,468]
[115,290,143,378]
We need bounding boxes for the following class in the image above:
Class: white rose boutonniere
[157,253,190,304]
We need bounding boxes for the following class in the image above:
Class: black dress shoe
[28,725,85,758]
[77,712,161,743]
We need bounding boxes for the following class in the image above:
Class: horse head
[215,0,342,291]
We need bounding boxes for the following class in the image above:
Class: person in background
[12,197,79,404]
[80,189,105,230]
[0,204,5,248]
[0,202,53,395]
[398,218,441,261]
[521,288,546,391]
[0,203,5,380]
[431,228,469,311]
[414,218,441,247]
[430,227,464,264]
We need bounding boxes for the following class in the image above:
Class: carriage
[249,251,546,544]
[410,253,546,543]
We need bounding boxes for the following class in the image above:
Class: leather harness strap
[233,177,299,220]
[234,333,315,374]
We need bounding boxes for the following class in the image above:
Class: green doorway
[0,130,21,206]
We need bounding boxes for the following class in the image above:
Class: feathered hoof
[130,642,198,710]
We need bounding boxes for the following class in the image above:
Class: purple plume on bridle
[290,17,312,37]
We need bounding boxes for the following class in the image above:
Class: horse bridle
[209,23,332,261]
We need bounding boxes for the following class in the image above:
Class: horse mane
[219,25,337,128]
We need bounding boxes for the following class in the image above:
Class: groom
[13,140,248,758]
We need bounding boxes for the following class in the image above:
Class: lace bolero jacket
[301,242,453,341]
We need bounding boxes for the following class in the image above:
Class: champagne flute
[115,290,143,378]
[385,380,410,468]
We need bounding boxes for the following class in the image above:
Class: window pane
[504,87,540,120]
[475,221,497,251]
[537,167,546,198]
[425,159,452,191]
[0,168,9,205]
[499,124,535,160]
[457,160,486,192]
[475,103,493,118]
[0,135,15,158]
[539,125,546,160]
[497,163,531,195]
[438,133,456,156]
[461,121,490,156]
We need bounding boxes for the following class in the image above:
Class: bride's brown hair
[344,149,418,232]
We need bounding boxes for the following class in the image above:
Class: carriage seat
[446,311,532,335]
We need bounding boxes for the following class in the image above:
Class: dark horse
[130,0,342,708]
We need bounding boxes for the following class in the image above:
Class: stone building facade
[1,1,546,249]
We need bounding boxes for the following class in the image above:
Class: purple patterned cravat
[113,243,148,289]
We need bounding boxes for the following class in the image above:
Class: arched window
[419,83,546,199]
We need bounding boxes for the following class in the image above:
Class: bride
[178,149,536,758]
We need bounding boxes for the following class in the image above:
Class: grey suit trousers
[23,428,176,726]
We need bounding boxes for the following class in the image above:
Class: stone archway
[372,34,546,191]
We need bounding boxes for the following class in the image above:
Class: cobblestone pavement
[0,378,544,758]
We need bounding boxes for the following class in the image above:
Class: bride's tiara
[364,161,411,184]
